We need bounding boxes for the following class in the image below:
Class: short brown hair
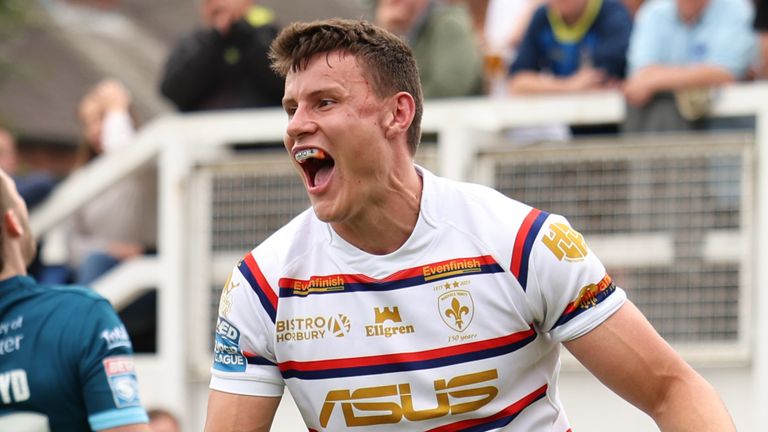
[269,19,423,154]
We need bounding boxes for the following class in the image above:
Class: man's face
[0,171,36,267]
[78,97,104,153]
[282,52,397,225]
[550,0,590,22]
[375,0,430,34]
[677,0,708,23]
[201,0,250,27]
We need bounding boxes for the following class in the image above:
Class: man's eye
[319,99,335,108]
[285,107,297,117]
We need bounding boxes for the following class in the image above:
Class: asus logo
[319,369,498,427]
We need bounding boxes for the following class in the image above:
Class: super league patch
[213,316,247,372]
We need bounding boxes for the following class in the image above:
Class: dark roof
[0,0,367,145]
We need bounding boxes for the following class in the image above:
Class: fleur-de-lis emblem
[438,290,474,332]
[445,298,469,330]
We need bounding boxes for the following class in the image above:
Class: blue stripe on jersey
[246,354,277,366]
[517,211,549,292]
[89,407,148,430]
[280,330,537,380]
[278,263,505,299]
[238,260,277,323]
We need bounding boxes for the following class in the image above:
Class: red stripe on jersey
[425,384,548,432]
[510,208,542,278]
[244,253,278,311]
[278,326,535,373]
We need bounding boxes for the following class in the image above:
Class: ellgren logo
[319,369,498,427]
[100,325,131,350]
[213,317,247,372]
[438,290,474,332]
[374,306,401,323]
[542,223,588,261]
[366,307,415,338]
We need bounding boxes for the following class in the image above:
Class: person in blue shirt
[622,0,756,131]
[507,0,632,93]
[0,168,150,432]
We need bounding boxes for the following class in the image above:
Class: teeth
[295,148,326,163]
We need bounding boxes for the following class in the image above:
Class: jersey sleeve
[76,298,148,430]
[523,214,626,343]
[209,253,285,397]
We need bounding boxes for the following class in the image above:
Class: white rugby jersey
[210,166,626,431]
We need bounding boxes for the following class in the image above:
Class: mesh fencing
[202,136,750,346]
[486,134,750,343]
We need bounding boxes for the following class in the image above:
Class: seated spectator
[622,0,756,132]
[160,0,284,111]
[755,0,768,78]
[507,0,632,94]
[0,128,58,210]
[67,79,157,285]
[375,0,485,98]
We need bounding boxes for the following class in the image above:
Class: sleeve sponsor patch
[102,356,142,408]
[100,325,132,350]
[213,316,247,372]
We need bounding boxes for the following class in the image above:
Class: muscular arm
[205,390,281,432]
[564,301,735,431]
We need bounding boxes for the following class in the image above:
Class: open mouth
[295,148,335,188]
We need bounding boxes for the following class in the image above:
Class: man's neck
[331,167,423,255]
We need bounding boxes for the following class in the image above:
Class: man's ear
[3,209,23,238]
[384,92,416,140]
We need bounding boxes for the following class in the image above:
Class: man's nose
[286,105,317,140]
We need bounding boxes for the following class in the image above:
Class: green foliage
[0,0,30,37]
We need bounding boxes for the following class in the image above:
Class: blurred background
[1,0,767,431]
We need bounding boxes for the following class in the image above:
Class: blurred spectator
[482,0,545,95]
[756,0,768,78]
[68,79,157,285]
[623,0,756,132]
[0,128,58,210]
[375,0,484,98]
[484,0,543,61]
[148,408,181,432]
[507,0,632,94]
[622,0,645,16]
[0,129,60,208]
[160,0,284,111]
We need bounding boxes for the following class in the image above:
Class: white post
[156,136,190,427]
[753,93,768,432]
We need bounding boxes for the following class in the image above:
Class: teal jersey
[0,276,148,431]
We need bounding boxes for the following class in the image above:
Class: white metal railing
[27,83,768,431]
